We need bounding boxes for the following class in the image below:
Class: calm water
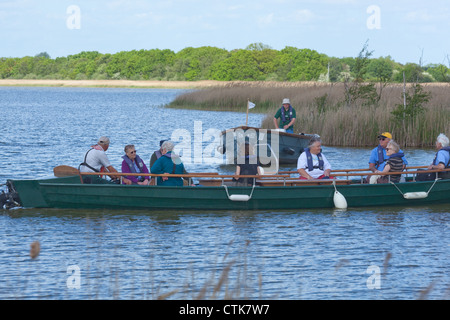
[0,87,448,300]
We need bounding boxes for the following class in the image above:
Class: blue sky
[1,0,450,65]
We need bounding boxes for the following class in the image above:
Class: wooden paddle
[53,165,80,177]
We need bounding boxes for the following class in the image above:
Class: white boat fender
[258,166,264,175]
[333,191,348,209]
[223,183,255,202]
[390,179,438,200]
[403,192,428,199]
[332,181,347,209]
[228,194,251,202]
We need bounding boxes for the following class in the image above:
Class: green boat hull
[8,175,450,210]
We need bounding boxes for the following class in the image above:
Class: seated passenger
[369,132,408,172]
[150,139,168,169]
[297,137,333,180]
[79,136,120,183]
[232,142,262,186]
[372,140,404,184]
[427,133,450,179]
[150,141,185,186]
[121,144,150,185]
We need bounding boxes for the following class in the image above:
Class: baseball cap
[378,132,392,139]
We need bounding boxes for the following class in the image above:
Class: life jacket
[389,152,405,160]
[375,145,385,169]
[122,154,145,173]
[433,146,450,167]
[154,149,163,159]
[304,148,324,171]
[281,105,293,123]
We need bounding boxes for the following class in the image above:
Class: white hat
[282,98,290,104]
[98,136,110,145]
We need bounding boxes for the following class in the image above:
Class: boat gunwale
[219,125,316,139]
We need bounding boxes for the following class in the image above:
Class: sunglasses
[128,150,136,154]
[378,137,386,141]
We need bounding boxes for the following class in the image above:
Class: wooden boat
[3,166,449,210]
[217,126,319,164]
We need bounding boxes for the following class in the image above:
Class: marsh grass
[169,82,450,147]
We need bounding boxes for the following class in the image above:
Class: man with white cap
[273,98,296,134]
[79,136,119,182]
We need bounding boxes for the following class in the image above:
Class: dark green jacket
[150,152,185,186]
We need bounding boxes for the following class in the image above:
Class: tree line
[1,43,449,83]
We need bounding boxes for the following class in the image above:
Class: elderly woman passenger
[297,137,332,180]
[374,140,405,184]
[150,141,186,186]
[121,144,150,185]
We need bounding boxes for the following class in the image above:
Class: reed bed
[169,82,450,147]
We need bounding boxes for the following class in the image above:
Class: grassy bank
[169,82,450,147]
[0,79,230,89]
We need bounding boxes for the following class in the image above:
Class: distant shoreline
[1,79,449,89]
[0,79,231,89]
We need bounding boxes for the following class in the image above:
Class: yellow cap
[378,132,392,139]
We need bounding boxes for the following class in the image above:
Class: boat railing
[279,166,450,183]
[74,166,450,186]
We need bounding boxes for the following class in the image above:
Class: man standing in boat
[79,136,120,183]
[273,98,296,134]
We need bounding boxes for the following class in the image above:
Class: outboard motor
[0,191,7,208]
[0,181,21,209]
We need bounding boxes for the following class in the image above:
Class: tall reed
[170,82,450,147]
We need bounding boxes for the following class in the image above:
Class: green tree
[425,63,450,82]
[343,41,378,107]
[172,46,229,81]
[277,47,328,81]
[210,49,262,80]
[394,63,424,82]
[366,56,395,101]
[245,43,279,78]
[35,52,51,59]
[391,83,431,122]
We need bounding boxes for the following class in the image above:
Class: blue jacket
[150,152,185,186]
[369,145,408,170]
[433,147,450,167]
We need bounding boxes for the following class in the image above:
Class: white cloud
[405,11,434,22]
[258,13,274,26]
[291,9,315,23]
